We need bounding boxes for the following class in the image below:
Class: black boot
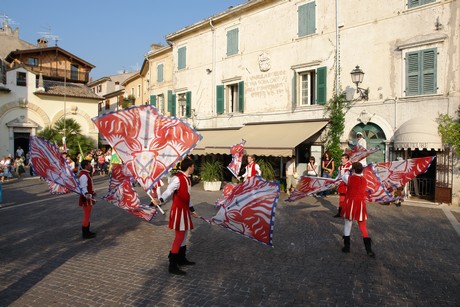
[168,252,186,275]
[363,237,375,258]
[82,226,96,239]
[178,246,196,266]
[333,207,342,218]
[342,236,350,253]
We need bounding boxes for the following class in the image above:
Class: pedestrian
[16,146,24,158]
[14,155,25,178]
[285,155,297,196]
[152,157,199,275]
[241,154,261,181]
[306,156,318,177]
[334,153,352,218]
[340,162,375,257]
[319,151,335,197]
[356,131,367,166]
[78,160,97,239]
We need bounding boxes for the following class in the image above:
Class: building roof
[34,80,101,100]
[0,27,36,58]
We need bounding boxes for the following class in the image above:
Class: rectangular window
[97,84,102,93]
[408,0,435,9]
[1,61,7,84]
[131,88,134,96]
[157,64,164,82]
[98,102,103,112]
[178,46,187,70]
[298,71,316,105]
[177,93,187,118]
[216,82,244,114]
[158,94,165,114]
[16,72,26,86]
[405,48,437,96]
[70,64,79,80]
[105,100,110,110]
[298,1,316,37]
[27,58,39,66]
[137,85,141,98]
[227,28,239,56]
[294,66,326,106]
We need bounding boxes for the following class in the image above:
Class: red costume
[337,160,352,207]
[341,174,368,221]
[78,169,95,228]
[168,171,194,231]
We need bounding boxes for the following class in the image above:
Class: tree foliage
[323,93,348,177]
[437,107,460,157]
[37,118,95,160]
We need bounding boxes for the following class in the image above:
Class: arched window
[349,123,386,163]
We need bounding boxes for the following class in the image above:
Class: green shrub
[200,160,224,181]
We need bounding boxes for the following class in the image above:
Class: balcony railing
[21,64,89,83]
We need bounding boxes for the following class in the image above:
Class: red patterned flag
[92,105,202,192]
[365,157,435,202]
[29,136,83,195]
[47,180,71,195]
[345,146,380,163]
[215,183,237,207]
[204,176,279,247]
[286,176,338,202]
[103,164,157,221]
[227,139,246,178]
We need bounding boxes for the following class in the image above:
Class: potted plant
[200,160,224,191]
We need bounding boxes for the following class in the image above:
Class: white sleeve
[160,176,180,203]
[256,164,261,176]
[79,175,88,194]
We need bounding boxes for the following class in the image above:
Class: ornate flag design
[103,164,157,221]
[345,146,380,163]
[47,181,71,195]
[206,176,279,246]
[29,136,82,195]
[215,183,237,207]
[286,176,338,202]
[92,105,202,192]
[227,139,246,178]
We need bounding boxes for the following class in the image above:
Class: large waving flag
[215,183,237,207]
[227,139,246,178]
[29,136,83,195]
[345,146,379,163]
[92,105,202,192]
[203,176,279,247]
[103,164,157,221]
[286,176,338,202]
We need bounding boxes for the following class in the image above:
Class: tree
[37,118,95,160]
[437,106,460,158]
[323,93,348,177]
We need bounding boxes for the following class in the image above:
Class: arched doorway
[349,123,386,163]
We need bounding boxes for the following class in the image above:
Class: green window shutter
[306,2,316,35]
[178,47,186,70]
[186,91,192,118]
[421,48,436,94]
[167,90,176,117]
[408,0,420,8]
[227,28,239,56]
[298,2,315,37]
[157,64,163,82]
[216,85,224,114]
[406,51,420,96]
[238,81,244,113]
[292,71,297,107]
[150,95,156,106]
[316,66,327,105]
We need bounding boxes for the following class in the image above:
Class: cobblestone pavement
[0,175,459,306]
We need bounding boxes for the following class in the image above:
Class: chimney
[37,72,45,91]
[115,81,120,91]
[37,37,48,48]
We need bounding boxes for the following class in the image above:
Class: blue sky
[1,0,245,80]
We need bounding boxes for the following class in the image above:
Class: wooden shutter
[186,91,192,118]
[178,47,186,70]
[227,28,239,56]
[316,66,327,104]
[406,51,420,96]
[292,71,297,107]
[150,95,156,106]
[421,48,436,94]
[298,4,308,36]
[168,90,176,117]
[408,0,420,8]
[298,2,315,36]
[157,64,163,82]
[216,85,224,114]
[238,81,244,113]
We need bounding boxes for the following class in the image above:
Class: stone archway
[349,123,387,163]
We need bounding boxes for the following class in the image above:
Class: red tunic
[341,174,368,221]
[337,161,352,194]
[168,172,193,231]
[78,170,95,207]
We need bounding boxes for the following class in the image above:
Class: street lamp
[350,65,368,101]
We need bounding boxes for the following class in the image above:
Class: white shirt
[286,160,296,175]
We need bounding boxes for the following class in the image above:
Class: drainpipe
[210,19,216,116]
[335,0,339,95]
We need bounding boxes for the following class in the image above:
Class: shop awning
[393,117,442,150]
[193,120,328,157]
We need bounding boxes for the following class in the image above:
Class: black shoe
[363,237,375,258]
[333,207,342,218]
[169,252,186,275]
[178,246,196,266]
[82,226,96,239]
[342,236,350,253]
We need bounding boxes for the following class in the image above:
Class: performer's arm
[158,176,179,204]
[256,164,262,176]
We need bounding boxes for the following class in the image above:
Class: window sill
[399,93,443,101]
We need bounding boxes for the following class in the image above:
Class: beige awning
[192,120,328,157]
[393,117,442,150]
